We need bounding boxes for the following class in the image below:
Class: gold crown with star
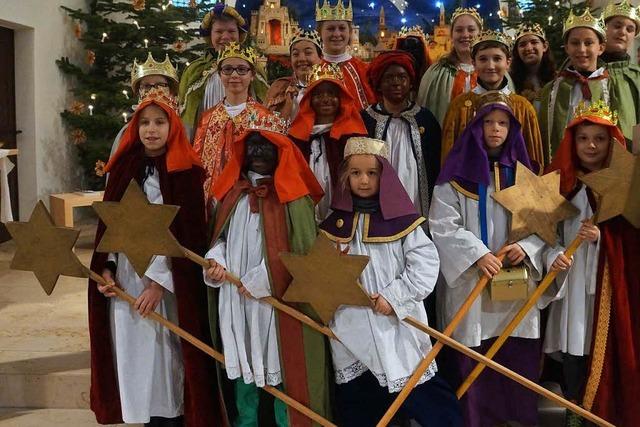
[572,100,618,125]
[476,90,514,112]
[516,22,546,42]
[563,8,607,41]
[290,29,323,50]
[130,52,179,93]
[344,137,389,159]
[398,25,429,42]
[316,0,353,22]
[217,42,258,66]
[139,86,179,112]
[602,0,640,35]
[471,30,514,51]
[246,109,290,135]
[306,62,344,86]
[451,7,483,28]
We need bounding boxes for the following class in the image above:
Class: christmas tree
[57,0,213,190]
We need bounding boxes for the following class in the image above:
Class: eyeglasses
[220,65,252,76]
[139,82,170,91]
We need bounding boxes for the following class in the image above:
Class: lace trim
[334,360,438,393]
[334,360,368,384]
[226,366,282,387]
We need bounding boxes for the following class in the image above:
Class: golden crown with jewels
[451,7,483,28]
[344,137,389,159]
[471,29,514,51]
[398,25,429,42]
[572,100,618,125]
[602,0,640,35]
[139,87,179,112]
[476,90,514,113]
[306,62,344,86]
[563,8,607,41]
[316,0,353,22]
[130,52,179,93]
[217,42,258,66]
[290,29,323,50]
[515,22,546,42]
[246,109,290,135]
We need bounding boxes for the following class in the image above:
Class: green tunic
[606,58,640,146]
[416,59,459,126]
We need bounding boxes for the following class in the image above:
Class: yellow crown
[130,53,179,93]
[563,9,607,41]
[476,90,514,113]
[217,42,258,66]
[471,30,514,52]
[602,0,640,35]
[398,25,429,42]
[516,22,546,42]
[246,109,290,135]
[344,137,389,159]
[139,87,179,112]
[572,100,618,125]
[290,29,323,50]
[306,62,344,86]
[451,7,483,29]
[316,0,353,22]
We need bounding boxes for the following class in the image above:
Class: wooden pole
[376,247,508,427]
[457,233,586,398]
[403,317,614,427]
[85,267,337,427]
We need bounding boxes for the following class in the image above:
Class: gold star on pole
[6,201,86,295]
[280,233,371,325]
[492,162,579,246]
[579,143,640,228]
[93,180,185,277]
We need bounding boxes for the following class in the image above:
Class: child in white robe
[320,136,461,427]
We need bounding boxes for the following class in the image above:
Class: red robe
[325,56,376,110]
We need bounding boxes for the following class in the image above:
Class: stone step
[0,408,136,427]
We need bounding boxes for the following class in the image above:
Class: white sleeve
[239,259,272,299]
[203,239,227,288]
[518,234,546,280]
[379,228,440,319]
[144,255,174,293]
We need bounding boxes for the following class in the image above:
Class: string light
[88,105,94,116]
[122,90,129,99]
[144,38,149,48]
[101,32,108,42]
[90,93,96,100]
[548,15,553,23]
[122,112,128,123]
[133,20,140,29]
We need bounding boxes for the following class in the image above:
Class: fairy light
[133,20,140,29]
[90,93,96,100]
[88,105,94,116]
[144,38,149,48]
[101,32,108,42]
[122,112,128,123]
[122,90,129,99]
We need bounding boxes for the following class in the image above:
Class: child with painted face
[90,89,221,426]
[602,0,640,145]
[289,63,367,222]
[430,92,545,427]
[540,101,640,426]
[320,137,461,427]
[441,30,544,168]
[203,119,329,427]
[540,8,608,161]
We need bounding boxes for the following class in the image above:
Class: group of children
[86,1,639,426]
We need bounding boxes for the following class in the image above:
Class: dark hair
[510,38,557,95]
[290,40,323,58]
[472,40,511,59]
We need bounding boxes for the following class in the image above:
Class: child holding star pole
[319,136,462,427]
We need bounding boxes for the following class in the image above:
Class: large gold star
[92,180,185,277]
[579,143,640,228]
[6,201,86,295]
[492,162,579,246]
[281,233,371,325]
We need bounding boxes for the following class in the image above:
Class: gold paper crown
[139,87,179,112]
[602,0,640,35]
[572,100,618,125]
[306,63,344,86]
[344,137,389,159]
[130,53,179,93]
[217,42,258,66]
[476,90,514,113]
[451,7,483,28]
[290,29,323,50]
[516,22,547,42]
[246,109,290,135]
[563,9,607,41]
[471,30,514,51]
[398,25,429,42]
[316,0,353,22]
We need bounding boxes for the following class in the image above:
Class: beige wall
[0,0,89,220]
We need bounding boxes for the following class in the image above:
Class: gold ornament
[398,25,429,43]
[451,7,483,29]
[69,100,85,115]
[74,22,83,39]
[571,100,618,126]
[563,8,607,41]
[245,109,290,135]
[95,160,106,177]
[71,129,87,145]
[515,22,546,42]
[471,29,514,52]
[86,50,96,66]
[602,0,640,35]
[316,0,353,22]
[306,62,343,86]
[290,29,323,51]
[132,0,145,11]
[217,42,258,66]
[131,52,179,92]
[476,90,515,112]
[139,87,179,112]
[344,137,388,159]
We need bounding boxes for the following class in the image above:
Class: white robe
[109,170,184,423]
[328,219,440,393]
[203,172,282,387]
[308,124,333,222]
[540,186,600,356]
[429,179,545,348]
[385,118,420,211]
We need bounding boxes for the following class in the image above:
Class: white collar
[473,82,511,96]
[323,51,352,63]
[248,171,270,186]
[311,123,333,136]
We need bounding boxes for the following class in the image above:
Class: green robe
[416,59,459,126]
[606,58,640,147]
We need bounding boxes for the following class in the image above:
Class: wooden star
[579,143,640,228]
[280,233,371,325]
[492,162,579,246]
[93,180,185,277]
[6,201,86,295]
